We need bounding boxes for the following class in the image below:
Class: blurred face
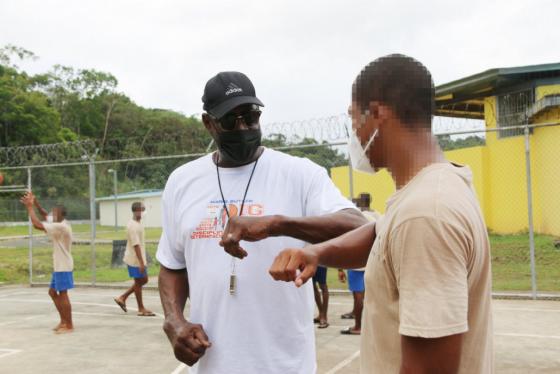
[133,205,145,220]
[350,101,388,171]
[51,208,63,223]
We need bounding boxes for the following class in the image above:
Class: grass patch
[489,233,560,291]
[1,232,559,292]
[0,243,159,284]
[0,224,162,241]
[0,224,92,237]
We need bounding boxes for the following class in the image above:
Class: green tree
[263,134,347,174]
[0,65,62,146]
[438,134,485,151]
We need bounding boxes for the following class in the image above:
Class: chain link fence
[1,112,559,296]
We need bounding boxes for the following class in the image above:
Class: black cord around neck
[216,155,259,221]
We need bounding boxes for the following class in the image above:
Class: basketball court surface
[1,286,559,373]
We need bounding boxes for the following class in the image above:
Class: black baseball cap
[202,71,264,118]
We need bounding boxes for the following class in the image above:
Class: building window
[496,89,534,138]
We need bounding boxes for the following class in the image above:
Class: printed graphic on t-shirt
[190,199,264,239]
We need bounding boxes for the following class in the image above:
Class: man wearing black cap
[156,71,366,374]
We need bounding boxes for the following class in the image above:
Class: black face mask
[216,129,262,165]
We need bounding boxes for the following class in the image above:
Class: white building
[96,189,162,228]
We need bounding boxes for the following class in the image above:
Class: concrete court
[0,286,559,374]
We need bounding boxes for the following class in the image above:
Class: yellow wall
[332,86,560,236]
[331,146,486,216]
[536,84,560,99]
[531,84,560,235]
[482,97,529,233]
[445,146,486,215]
[331,167,395,214]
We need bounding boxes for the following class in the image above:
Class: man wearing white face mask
[270,54,493,373]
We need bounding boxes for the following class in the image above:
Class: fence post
[27,168,32,285]
[89,157,97,285]
[524,123,537,299]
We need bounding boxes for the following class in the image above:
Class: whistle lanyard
[216,155,259,295]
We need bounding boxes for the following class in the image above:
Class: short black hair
[359,193,371,205]
[352,54,435,128]
[54,205,67,218]
[131,202,144,212]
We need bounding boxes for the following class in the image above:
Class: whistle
[229,274,237,295]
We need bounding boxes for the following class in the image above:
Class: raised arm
[159,265,211,366]
[221,208,367,259]
[269,221,376,286]
[20,192,45,231]
[34,197,49,220]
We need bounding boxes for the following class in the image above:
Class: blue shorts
[50,272,74,292]
[313,266,327,286]
[348,270,365,292]
[128,265,147,279]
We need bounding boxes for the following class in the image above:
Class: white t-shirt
[123,219,146,267]
[156,148,355,374]
[43,220,73,272]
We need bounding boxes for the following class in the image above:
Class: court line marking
[0,315,41,327]
[72,311,163,321]
[0,291,30,298]
[495,332,560,340]
[494,307,560,313]
[325,350,360,374]
[0,289,162,300]
[4,298,164,318]
[171,363,187,374]
[0,349,22,359]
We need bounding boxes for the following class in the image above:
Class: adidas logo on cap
[225,82,243,96]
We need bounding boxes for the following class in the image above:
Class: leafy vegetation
[1,44,488,221]
[437,134,485,151]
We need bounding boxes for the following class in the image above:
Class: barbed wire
[0,140,96,167]
[2,105,558,168]
[261,114,350,142]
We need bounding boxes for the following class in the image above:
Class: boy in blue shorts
[114,202,155,316]
[21,191,74,334]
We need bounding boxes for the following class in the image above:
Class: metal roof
[96,189,162,202]
[435,62,560,118]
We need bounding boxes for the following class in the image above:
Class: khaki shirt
[123,219,146,267]
[361,163,493,373]
[43,220,73,272]
[353,210,380,271]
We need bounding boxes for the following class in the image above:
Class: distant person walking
[20,191,74,334]
[114,202,155,317]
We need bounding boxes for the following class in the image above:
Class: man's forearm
[311,222,376,269]
[26,206,44,231]
[159,266,189,322]
[271,209,367,244]
[34,200,48,219]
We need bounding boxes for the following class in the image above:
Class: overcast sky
[1,0,558,123]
